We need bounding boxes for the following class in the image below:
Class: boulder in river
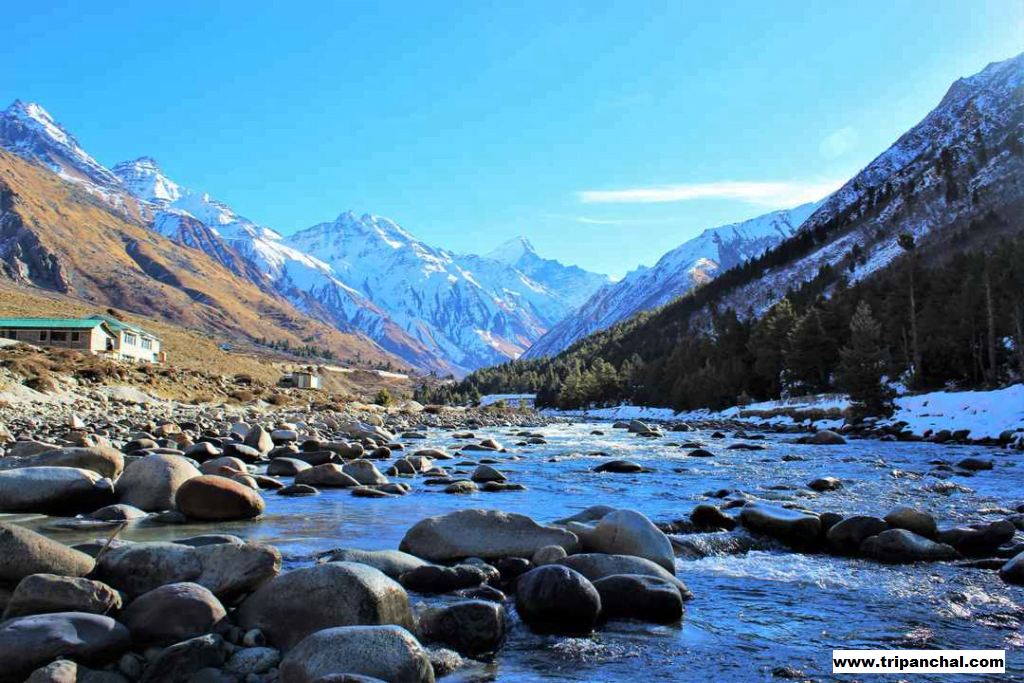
[342,460,390,486]
[860,529,958,563]
[268,458,312,476]
[117,455,200,512]
[690,504,736,530]
[937,520,1016,557]
[555,553,691,599]
[4,573,121,619]
[807,476,842,492]
[515,565,601,636]
[883,506,937,539]
[22,446,124,479]
[739,504,821,546]
[0,467,114,514]
[0,612,131,683]
[399,509,579,562]
[122,582,227,647]
[826,516,889,555]
[399,565,488,594]
[279,625,434,683]
[807,430,846,445]
[586,509,675,572]
[593,460,647,473]
[593,573,685,624]
[999,551,1024,585]
[0,523,95,583]
[176,475,265,521]
[318,548,428,579]
[416,599,505,657]
[295,464,360,488]
[237,561,415,650]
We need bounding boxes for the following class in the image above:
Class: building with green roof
[0,316,164,363]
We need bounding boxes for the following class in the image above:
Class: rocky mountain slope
[0,149,401,368]
[524,202,820,359]
[486,236,614,310]
[0,104,609,374]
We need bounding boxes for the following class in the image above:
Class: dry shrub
[189,393,217,405]
[266,393,290,406]
[234,374,255,385]
[26,374,57,393]
[230,390,256,403]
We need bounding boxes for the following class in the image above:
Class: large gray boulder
[937,520,1017,557]
[117,455,200,511]
[4,574,121,619]
[236,562,415,650]
[122,582,226,647]
[280,625,433,683]
[399,509,579,562]
[860,529,959,563]
[0,523,95,583]
[342,460,389,486]
[268,458,312,476]
[593,574,685,624]
[555,553,691,599]
[295,464,360,488]
[826,516,889,555]
[1000,551,1024,585]
[192,540,281,601]
[585,509,675,572]
[416,600,505,657]
[0,467,114,514]
[883,506,937,539]
[739,504,821,545]
[515,565,601,636]
[0,612,131,683]
[23,446,125,479]
[96,539,279,601]
[97,542,202,597]
[317,549,427,580]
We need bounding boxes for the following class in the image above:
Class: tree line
[415,225,1024,419]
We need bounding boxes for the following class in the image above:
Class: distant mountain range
[4,52,1018,378]
[0,102,612,374]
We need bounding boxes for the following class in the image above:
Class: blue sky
[4,1,1021,277]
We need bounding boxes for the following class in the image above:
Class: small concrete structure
[292,371,320,390]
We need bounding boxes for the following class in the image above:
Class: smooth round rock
[0,612,131,683]
[514,565,601,635]
[117,455,200,512]
[280,625,434,683]
[593,573,685,623]
[0,523,95,583]
[176,475,265,521]
[0,467,114,514]
[4,574,121,619]
[122,582,227,647]
[237,562,415,650]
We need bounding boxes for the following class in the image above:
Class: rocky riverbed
[0,403,1022,682]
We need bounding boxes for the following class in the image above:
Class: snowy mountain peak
[487,235,537,264]
[112,156,182,203]
[0,100,121,187]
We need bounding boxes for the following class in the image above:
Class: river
[9,420,1022,682]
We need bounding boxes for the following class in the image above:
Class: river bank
[0,400,1021,682]
[549,383,1024,449]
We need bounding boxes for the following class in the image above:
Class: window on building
[124,333,137,345]
[39,331,47,341]
[71,331,80,342]
[141,338,152,350]
[50,331,67,342]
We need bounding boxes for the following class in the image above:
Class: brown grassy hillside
[0,149,401,368]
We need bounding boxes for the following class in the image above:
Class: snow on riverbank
[547,384,1024,440]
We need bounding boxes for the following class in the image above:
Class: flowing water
[10,421,1023,682]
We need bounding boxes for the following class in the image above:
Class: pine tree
[748,299,797,397]
[837,301,894,420]
[898,232,922,384]
[785,308,833,394]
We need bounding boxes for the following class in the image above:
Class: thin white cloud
[820,126,858,159]
[577,180,843,208]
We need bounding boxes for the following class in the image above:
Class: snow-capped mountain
[486,236,613,310]
[700,51,1024,320]
[285,213,578,373]
[524,201,820,358]
[0,100,122,188]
